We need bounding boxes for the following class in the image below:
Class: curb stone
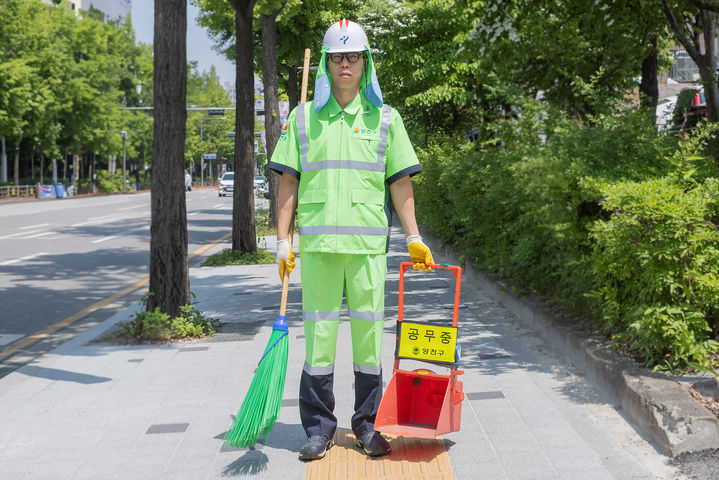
[421,230,719,457]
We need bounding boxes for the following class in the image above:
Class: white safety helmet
[323,19,369,53]
[313,19,384,112]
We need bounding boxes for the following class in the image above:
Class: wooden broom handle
[279,229,292,317]
[279,49,310,317]
[300,48,311,104]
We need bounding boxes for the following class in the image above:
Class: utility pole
[121,130,127,193]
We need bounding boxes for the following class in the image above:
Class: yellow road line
[0,232,232,362]
[189,232,231,259]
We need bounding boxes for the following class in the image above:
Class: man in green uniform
[267,19,434,461]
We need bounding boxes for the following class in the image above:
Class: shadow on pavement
[18,365,111,384]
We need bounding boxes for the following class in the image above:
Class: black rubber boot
[298,435,333,461]
[354,431,391,457]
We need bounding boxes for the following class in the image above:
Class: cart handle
[398,262,462,328]
[395,262,463,374]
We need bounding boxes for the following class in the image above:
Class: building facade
[42,0,131,25]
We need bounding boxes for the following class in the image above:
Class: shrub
[95,169,124,193]
[121,306,172,341]
[414,98,719,372]
[588,175,719,371]
[118,295,220,342]
[170,304,220,338]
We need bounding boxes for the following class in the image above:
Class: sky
[130,1,235,86]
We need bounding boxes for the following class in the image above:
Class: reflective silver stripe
[353,364,382,375]
[299,226,390,236]
[298,103,391,173]
[297,104,309,168]
[303,160,385,172]
[303,311,340,322]
[349,310,384,322]
[304,361,334,376]
[376,105,392,166]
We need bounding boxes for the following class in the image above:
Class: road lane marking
[0,230,43,240]
[91,224,150,244]
[117,205,146,211]
[187,212,198,217]
[72,214,123,227]
[189,232,231,259]
[24,231,56,239]
[0,252,49,266]
[19,223,50,230]
[88,214,119,221]
[0,232,231,362]
[0,276,151,362]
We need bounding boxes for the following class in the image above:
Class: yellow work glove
[406,235,434,271]
[276,238,296,281]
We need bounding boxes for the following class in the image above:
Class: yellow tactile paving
[305,428,455,480]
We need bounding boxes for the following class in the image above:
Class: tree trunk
[228,0,257,253]
[92,152,96,192]
[13,141,20,186]
[261,11,282,228]
[147,0,190,317]
[661,2,719,121]
[287,62,299,111]
[639,39,659,124]
[63,148,68,181]
[40,152,44,184]
[701,10,719,122]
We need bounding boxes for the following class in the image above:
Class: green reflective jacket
[268,93,421,254]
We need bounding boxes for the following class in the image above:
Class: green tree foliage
[0,0,154,184]
[186,65,234,179]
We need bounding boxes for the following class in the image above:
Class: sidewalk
[0,226,688,479]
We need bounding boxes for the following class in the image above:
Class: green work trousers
[299,252,386,438]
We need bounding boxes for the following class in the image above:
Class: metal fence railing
[0,182,158,200]
[0,185,37,199]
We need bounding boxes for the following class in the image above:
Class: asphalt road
[0,188,248,375]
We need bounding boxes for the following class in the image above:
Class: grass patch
[203,248,275,266]
[94,295,221,344]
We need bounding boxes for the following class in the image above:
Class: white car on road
[218,172,234,197]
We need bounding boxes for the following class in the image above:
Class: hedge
[413,100,719,372]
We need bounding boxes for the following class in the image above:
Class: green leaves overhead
[0,0,154,163]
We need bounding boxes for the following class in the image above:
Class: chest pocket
[350,133,380,160]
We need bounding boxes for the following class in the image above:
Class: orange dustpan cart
[375,262,465,439]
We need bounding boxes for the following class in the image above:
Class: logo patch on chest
[353,128,377,135]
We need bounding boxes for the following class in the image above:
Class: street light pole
[121,130,127,193]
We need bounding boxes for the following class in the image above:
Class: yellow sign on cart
[397,321,457,365]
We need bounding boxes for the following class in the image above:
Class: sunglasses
[328,52,363,64]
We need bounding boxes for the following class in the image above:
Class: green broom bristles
[224,315,289,447]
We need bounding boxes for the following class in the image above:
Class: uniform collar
[326,92,365,117]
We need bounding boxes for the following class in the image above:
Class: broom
[224,48,311,448]
[223,237,291,447]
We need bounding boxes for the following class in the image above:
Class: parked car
[668,87,706,135]
[260,182,269,199]
[184,170,192,191]
[218,172,234,197]
[679,89,706,134]
[254,175,266,197]
[655,96,677,132]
